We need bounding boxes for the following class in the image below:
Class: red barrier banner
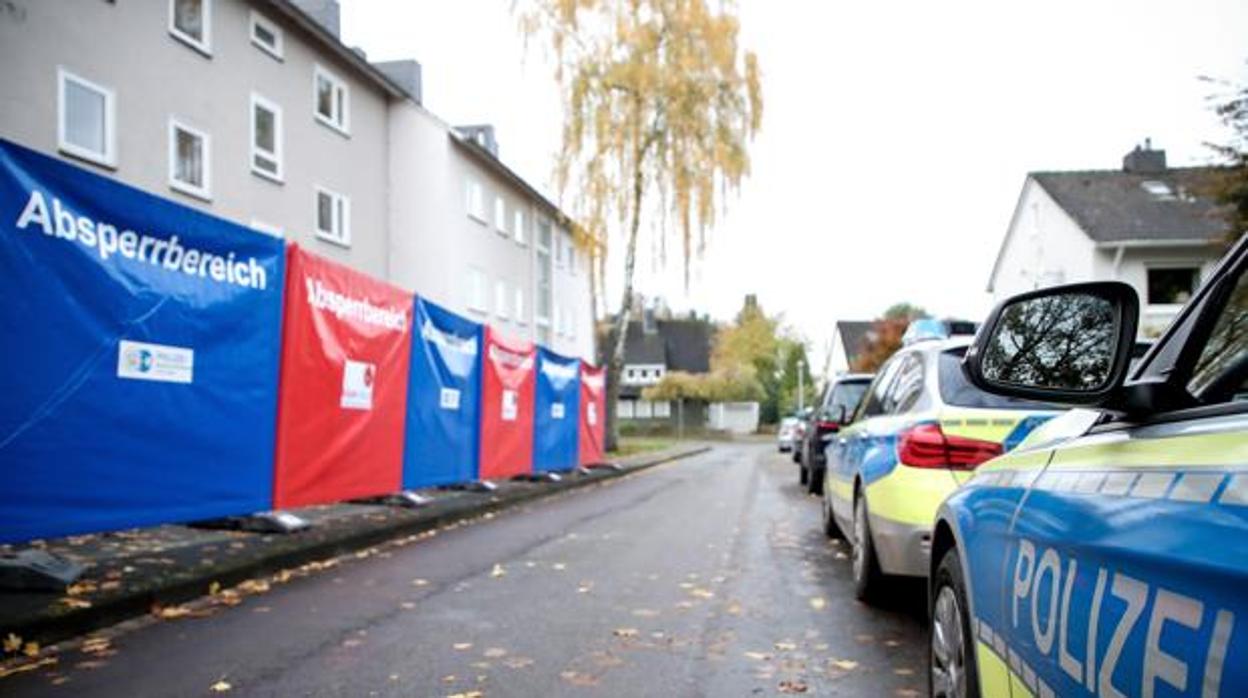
[579,363,607,466]
[272,245,413,508]
[478,328,535,480]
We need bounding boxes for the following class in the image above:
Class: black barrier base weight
[586,462,623,472]
[0,550,85,592]
[187,510,312,534]
[441,481,498,493]
[349,491,433,509]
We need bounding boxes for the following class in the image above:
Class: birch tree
[519,0,762,449]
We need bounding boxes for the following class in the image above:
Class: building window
[250,93,283,182]
[249,11,283,60]
[314,186,350,246]
[168,118,211,200]
[57,69,115,167]
[514,288,526,325]
[466,268,487,313]
[618,400,634,419]
[466,178,486,222]
[555,235,567,268]
[494,196,508,235]
[653,400,671,418]
[495,280,509,320]
[169,0,211,55]
[313,65,349,134]
[513,209,526,245]
[635,400,653,419]
[1147,267,1199,305]
[536,218,553,323]
[250,219,282,238]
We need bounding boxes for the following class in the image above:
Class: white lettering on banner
[116,339,193,384]
[541,360,577,381]
[489,345,533,371]
[439,387,461,410]
[551,402,565,419]
[341,359,375,410]
[305,279,407,331]
[501,389,518,421]
[587,402,598,426]
[1009,539,1235,697]
[422,320,478,356]
[15,189,267,290]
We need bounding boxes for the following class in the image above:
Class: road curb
[2,445,711,647]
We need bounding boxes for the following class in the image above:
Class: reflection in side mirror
[966,281,1138,406]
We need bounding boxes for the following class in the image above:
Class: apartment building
[0,0,595,360]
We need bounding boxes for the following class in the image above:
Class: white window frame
[168,117,212,201]
[513,208,526,245]
[466,268,488,314]
[495,280,509,320]
[250,219,283,238]
[57,68,116,168]
[1145,263,1201,309]
[494,196,508,235]
[313,64,350,135]
[514,287,526,326]
[249,10,283,61]
[168,0,212,56]
[250,92,284,183]
[314,186,351,247]
[465,177,486,223]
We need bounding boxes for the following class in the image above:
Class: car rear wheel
[852,493,884,602]
[930,547,978,698]
[807,464,824,495]
[822,490,843,540]
[799,463,809,485]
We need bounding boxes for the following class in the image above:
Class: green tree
[1204,67,1248,247]
[776,339,815,418]
[519,0,763,450]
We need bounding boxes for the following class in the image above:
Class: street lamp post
[797,359,805,413]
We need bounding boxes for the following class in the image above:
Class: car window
[826,381,869,419]
[885,353,924,414]
[857,358,901,419]
[1188,265,1248,403]
[938,347,1052,409]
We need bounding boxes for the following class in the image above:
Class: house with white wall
[0,0,597,360]
[827,320,873,376]
[988,142,1231,337]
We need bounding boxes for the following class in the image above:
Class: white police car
[928,235,1248,697]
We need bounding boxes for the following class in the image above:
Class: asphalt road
[3,443,929,697]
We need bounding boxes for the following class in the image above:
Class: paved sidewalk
[0,444,710,648]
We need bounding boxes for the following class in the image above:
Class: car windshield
[828,381,869,414]
[938,347,1052,409]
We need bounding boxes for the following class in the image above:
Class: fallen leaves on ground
[631,608,659,618]
[576,581,593,593]
[66,581,98,596]
[809,597,826,611]
[551,563,567,571]
[209,679,232,692]
[208,581,221,595]
[58,597,92,610]
[560,670,599,687]
[774,641,798,652]
[3,633,21,653]
[446,691,483,698]
[400,601,417,610]
[612,628,639,638]
[778,679,809,693]
[80,637,111,655]
[502,656,535,669]
[490,564,506,578]
[743,651,772,661]
[0,656,57,679]
[830,659,859,671]
[453,643,473,651]
[483,648,507,659]
[894,667,914,676]
[412,578,430,587]
[22,642,40,658]
[236,579,270,594]
[151,603,204,620]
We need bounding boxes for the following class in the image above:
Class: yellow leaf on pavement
[490,564,506,578]
[208,582,221,596]
[831,659,859,671]
[453,643,473,651]
[22,642,39,658]
[809,597,826,611]
[612,628,639,638]
[3,633,21,653]
[209,680,232,692]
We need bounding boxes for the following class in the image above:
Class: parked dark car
[797,373,872,494]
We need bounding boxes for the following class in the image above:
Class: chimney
[455,124,499,157]
[1123,138,1167,174]
[291,0,341,38]
[373,59,423,104]
[642,308,657,335]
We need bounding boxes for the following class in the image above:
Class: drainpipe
[1111,244,1126,279]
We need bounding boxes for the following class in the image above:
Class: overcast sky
[343,0,1247,370]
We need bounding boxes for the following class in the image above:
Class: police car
[929,236,1248,698]
[821,319,1057,603]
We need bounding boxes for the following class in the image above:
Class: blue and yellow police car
[821,320,1057,603]
[929,235,1248,697]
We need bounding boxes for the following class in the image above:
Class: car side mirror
[833,404,848,425]
[963,281,1138,406]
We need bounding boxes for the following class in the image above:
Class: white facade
[989,176,1221,338]
[1,0,597,360]
[707,402,760,435]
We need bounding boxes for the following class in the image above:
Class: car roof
[831,372,874,383]
[901,335,973,357]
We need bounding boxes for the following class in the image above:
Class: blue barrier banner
[533,347,581,473]
[402,297,482,488]
[0,139,285,544]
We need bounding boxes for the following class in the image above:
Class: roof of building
[607,317,714,398]
[834,320,874,365]
[1030,167,1227,245]
[450,134,572,225]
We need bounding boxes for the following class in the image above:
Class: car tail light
[816,420,839,431]
[897,423,1002,470]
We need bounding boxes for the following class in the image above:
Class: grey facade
[0,0,596,360]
